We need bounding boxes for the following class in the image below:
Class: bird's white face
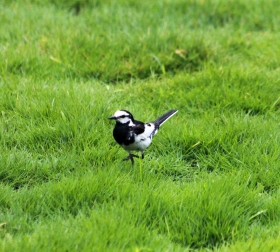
[110,110,134,124]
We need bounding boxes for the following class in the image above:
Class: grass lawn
[1,0,280,251]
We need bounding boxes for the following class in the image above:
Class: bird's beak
[108,116,117,120]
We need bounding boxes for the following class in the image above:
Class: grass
[1,0,280,251]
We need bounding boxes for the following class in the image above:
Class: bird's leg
[123,153,139,165]
[141,151,145,159]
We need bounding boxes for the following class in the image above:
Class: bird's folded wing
[131,121,145,135]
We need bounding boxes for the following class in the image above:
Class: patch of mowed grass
[216,217,280,251]
[0,77,113,189]
[1,169,280,250]
[1,168,280,250]
[1,0,280,250]
[2,0,280,82]
[0,69,279,250]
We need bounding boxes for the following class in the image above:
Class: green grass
[1,0,280,251]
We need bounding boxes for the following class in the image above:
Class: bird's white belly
[123,136,152,151]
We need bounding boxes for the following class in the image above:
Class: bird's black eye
[121,115,126,118]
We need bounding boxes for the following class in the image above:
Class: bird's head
[109,110,134,124]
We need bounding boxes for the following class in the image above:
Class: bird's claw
[123,154,139,165]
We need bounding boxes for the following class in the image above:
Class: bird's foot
[123,154,139,165]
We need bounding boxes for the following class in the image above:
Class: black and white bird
[109,109,178,165]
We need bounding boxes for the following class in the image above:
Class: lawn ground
[1,0,280,251]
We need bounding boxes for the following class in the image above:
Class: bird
[109,109,178,165]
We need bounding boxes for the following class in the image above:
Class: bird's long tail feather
[153,110,178,127]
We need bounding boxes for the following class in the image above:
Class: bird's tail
[153,110,178,127]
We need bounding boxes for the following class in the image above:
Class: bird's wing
[131,120,145,135]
